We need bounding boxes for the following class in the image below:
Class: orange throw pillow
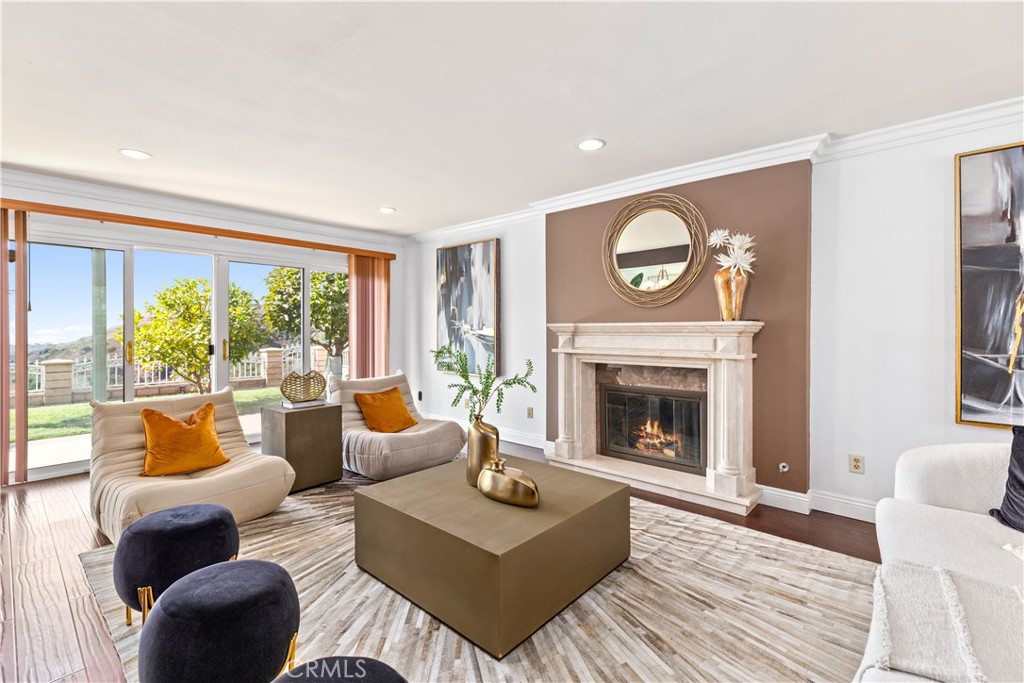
[140,403,230,476]
[354,386,418,433]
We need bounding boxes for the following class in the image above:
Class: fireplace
[599,384,707,475]
[549,322,764,514]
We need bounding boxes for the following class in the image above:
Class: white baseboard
[757,485,877,522]
[758,485,811,514]
[419,412,547,450]
[495,427,548,450]
[808,489,877,523]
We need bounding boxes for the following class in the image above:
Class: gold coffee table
[354,456,630,659]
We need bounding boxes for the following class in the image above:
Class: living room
[2,3,1023,683]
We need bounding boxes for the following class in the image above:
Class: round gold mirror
[602,193,708,307]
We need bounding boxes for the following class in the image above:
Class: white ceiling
[2,2,1021,236]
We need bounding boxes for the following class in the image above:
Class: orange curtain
[1,210,9,486]
[348,254,390,379]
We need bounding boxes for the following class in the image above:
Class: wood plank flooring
[0,468,878,682]
[0,475,124,683]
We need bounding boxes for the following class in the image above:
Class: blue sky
[22,246,274,345]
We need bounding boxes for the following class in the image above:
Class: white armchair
[874,443,1021,585]
[90,389,295,544]
[328,371,467,480]
[858,443,1023,683]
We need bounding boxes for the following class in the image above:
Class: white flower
[729,233,756,252]
[715,245,756,275]
[708,229,730,248]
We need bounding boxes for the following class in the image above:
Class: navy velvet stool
[112,503,239,625]
[139,559,300,683]
[274,657,407,683]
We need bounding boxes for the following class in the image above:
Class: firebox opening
[599,384,707,475]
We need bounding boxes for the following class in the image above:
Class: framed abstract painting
[437,238,500,375]
[956,141,1024,427]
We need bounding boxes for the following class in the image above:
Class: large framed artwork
[437,238,500,375]
[956,141,1024,427]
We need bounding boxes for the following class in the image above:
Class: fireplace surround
[547,321,764,514]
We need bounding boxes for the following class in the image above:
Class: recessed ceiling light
[378,206,397,215]
[577,138,606,152]
[119,148,152,160]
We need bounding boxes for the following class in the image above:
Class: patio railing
[9,361,44,392]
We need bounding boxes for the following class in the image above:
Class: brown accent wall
[545,161,811,493]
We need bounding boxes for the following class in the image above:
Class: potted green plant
[431,345,537,486]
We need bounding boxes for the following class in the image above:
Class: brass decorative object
[714,267,750,321]
[601,192,709,308]
[279,370,326,403]
[467,414,498,487]
[477,456,540,508]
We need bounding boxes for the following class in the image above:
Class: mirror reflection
[614,210,691,291]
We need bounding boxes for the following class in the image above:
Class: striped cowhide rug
[81,478,876,682]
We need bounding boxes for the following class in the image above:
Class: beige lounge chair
[89,388,295,543]
[328,371,466,480]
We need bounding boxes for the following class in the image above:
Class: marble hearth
[547,321,764,515]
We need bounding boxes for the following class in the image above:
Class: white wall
[402,213,547,448]
[1,168,407,371]
[809,101,1022,514]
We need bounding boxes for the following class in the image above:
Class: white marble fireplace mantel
[547,321,765,515]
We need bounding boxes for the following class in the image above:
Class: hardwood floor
[631,489,881,563]
[0,466,879,682]
[0,475,124,683]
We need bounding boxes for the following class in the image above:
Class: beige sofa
[857,444,1024,681]
[328,371,466,480]
[90,389,295,543]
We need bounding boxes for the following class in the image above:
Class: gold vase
[477,457,540,508]
[713,267,749,321]
[466,414,499,487]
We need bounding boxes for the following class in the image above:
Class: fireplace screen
[600,385,706,475]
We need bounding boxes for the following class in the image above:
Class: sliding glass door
[227,260,304,442]
[4,208,352,483]
[132,249,212,398]
[17,243,126,475]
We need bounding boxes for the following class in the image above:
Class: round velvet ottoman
[138,559,300,683]
[274,657,407,683]
[113,503,239,625]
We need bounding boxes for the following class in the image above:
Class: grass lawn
[15,387,284,442]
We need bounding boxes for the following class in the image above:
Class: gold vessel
[466,414,499,487]
[713,267,749,321]
[279,370,327,403]
[477,457,540,508]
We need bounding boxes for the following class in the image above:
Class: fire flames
[634,418,681,458]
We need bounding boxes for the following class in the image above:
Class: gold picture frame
[955,141,1024,428]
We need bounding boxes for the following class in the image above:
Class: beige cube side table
[260,404,343,492]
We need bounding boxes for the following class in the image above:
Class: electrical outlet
[849,454,865,474]
[463,398,470,409]
[778,462,789,473]
[527,407,534,419]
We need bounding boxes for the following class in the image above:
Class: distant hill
[13,327,122,364]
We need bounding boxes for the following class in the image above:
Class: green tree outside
[263,269,349,357]
[127,278,266,393]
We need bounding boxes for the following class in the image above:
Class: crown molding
[0,166,405,251]
[411,208,543,243]
[529,134,829,215]
[814,97,1023,164]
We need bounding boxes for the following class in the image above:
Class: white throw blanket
[872,561,1024,683]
